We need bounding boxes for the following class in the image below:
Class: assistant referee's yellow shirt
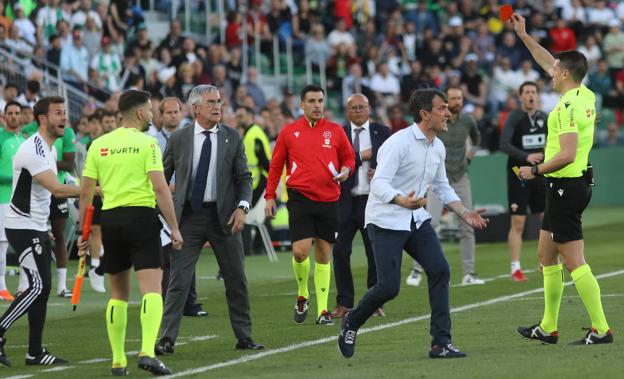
[545,84,595,178]
[83,127,163,210]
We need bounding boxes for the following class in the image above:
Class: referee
[265,84,355,325]
[511,14,612,345]
[500,81,548,282]
[78,90,183,376]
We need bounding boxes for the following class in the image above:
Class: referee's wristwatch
[237,204,250,214]
[531,164,541,176]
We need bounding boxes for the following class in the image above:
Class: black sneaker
[337,314,357,358]
[516,323,559,344]
[111,367,129,376]
[316,310,334,325]
[155,337,174,356]
[183,303,208,317]
[569,328,614,345]
[0,337,10,367]
[293,296,309,324]
[429,342,467,358]
[25,348,68,365]
[138,355,172,376]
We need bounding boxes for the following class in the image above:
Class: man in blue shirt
[337,88,488,359]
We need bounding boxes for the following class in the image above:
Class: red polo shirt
[266,117,355,202]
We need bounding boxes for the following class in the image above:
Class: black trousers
[333,195,376,308]
[348,220,452,346]
[0,229,52,356]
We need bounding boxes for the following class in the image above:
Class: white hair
[187,84,220,116]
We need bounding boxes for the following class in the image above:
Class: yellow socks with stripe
[140,293,163,358]
[106,299,128,368]
[292,256,310,299]
[539,264,564,333]
[314,261,331,317]
[571,264,610,334]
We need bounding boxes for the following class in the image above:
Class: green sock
[571,264,610,334]
[292,256,310,299]
[140,293,163,358]
[314,261,331,317]
[106,299,128,368]
[539,264,564,333]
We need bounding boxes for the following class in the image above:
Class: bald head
[345,93,370,126]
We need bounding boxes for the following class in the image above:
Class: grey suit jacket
[162,123,253,235]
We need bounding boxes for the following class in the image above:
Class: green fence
[469,147,624,208]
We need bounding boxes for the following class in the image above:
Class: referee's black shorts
[541,177,592,243]
[91,196,103,225]
[507,168,546,215]
[100,206,162,274]
[287,189,338,243]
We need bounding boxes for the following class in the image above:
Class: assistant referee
[510,13,612,345]
[78,90,183,376]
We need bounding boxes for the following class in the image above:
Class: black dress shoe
[235,338,265,350]
[183,303,208,317]
[155,338,174,356]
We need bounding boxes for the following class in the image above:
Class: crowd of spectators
[0,0,624,149]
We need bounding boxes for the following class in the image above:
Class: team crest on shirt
[536,119,544,128]
[294,131,300,138]
[100,148,109,156]
[323,131,332,148]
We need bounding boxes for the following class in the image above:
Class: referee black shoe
[337,313,357,358]
[138,355,172,376]
[111,367,129,376]
[25,348,68,365]
[569,328,614,345]
[516,323,559,344]
[316,310,334,325]
[429,342,467,358]
[0,337,10,367]
[294,296,309,324]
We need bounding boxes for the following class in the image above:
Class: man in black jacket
[331,93,391,318]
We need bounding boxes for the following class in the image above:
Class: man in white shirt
[337,88,488,360]
[0,97,80,368]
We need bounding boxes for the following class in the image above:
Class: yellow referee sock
[539,264,564,333]
[292,256,310,299]
[106,299,128,368]
[314,261,331,317]
[140,293,163,358]
[571,264,610,334]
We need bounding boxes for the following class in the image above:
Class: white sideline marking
[165,269,624,378]
[509,293,624,301]
[40,366,75,372]
[78,358,108,364]
[3,375,33,379]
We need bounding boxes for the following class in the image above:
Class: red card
[500,5,513,21]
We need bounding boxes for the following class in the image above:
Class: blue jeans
[347,220,452,346]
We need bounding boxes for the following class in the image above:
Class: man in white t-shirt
[0,97,80,368]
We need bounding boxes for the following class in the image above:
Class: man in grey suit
[156,85,265,354]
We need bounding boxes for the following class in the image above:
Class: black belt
[545,176,584,184]
[185,201,217,208]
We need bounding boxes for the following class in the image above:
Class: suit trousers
[348,220,452,346]
[414,173,475,276]
[162,244,197,311]
[159,203,252,343]
[333,195,376,308]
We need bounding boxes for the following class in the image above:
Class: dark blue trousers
[347,220,452,346]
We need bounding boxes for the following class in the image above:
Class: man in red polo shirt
[265,84,355,326]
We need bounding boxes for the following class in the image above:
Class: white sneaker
[461,273,485,286]
[406,269,423,287]
[88,268,106,293]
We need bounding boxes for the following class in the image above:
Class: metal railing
[0,47,106,122]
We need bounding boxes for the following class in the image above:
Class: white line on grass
[2,375,33,379]
[40,366,75,372]
[508,293,624,301]
[165,269,624,378]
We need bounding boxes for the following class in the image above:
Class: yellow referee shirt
[545,84,595,178]
[82,127,163,210]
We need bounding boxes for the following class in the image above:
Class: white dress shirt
[351,121,372,196]
[365,123,460,231]
[192,121,219,202]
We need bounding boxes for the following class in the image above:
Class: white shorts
[0,203,8,241]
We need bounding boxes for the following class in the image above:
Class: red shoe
[0,289,14,301]
[512,270,528,282]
